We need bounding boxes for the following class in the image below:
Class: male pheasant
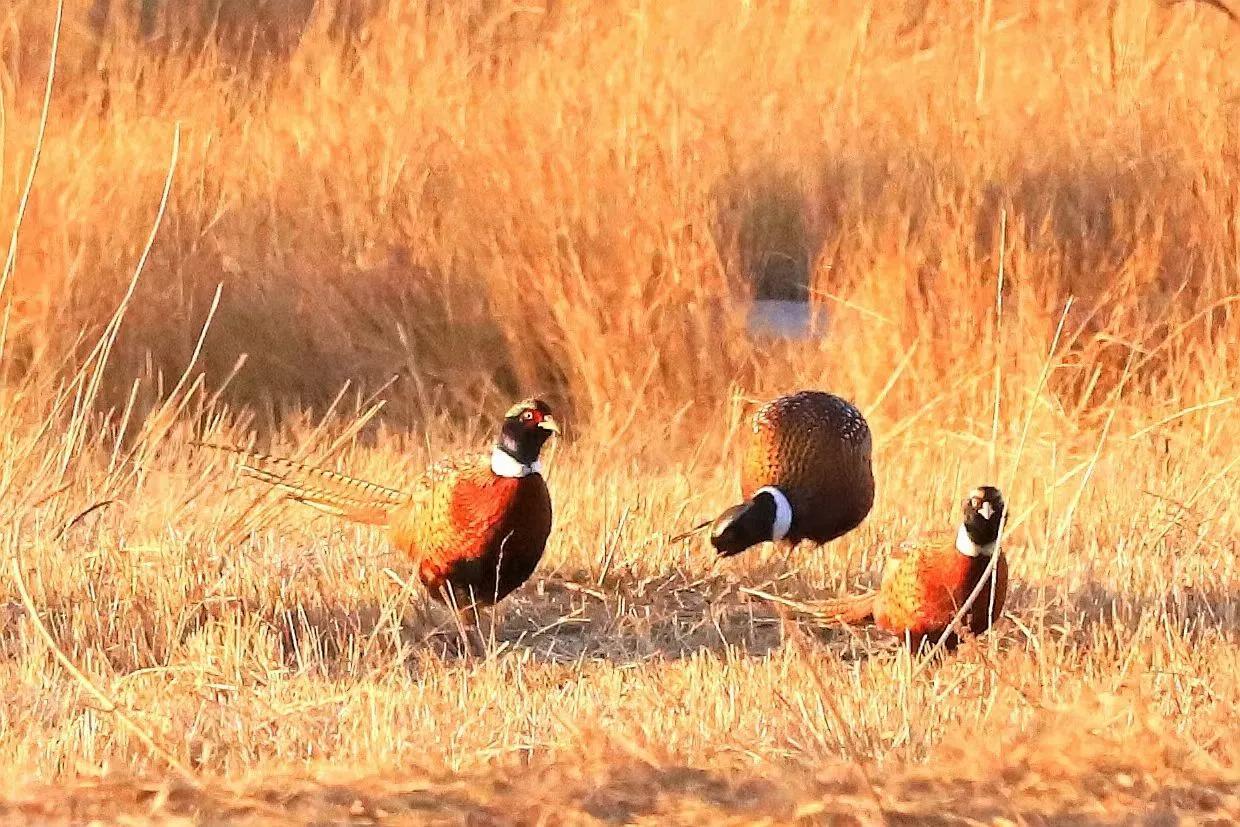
[821,486,1009,651]
[213,399,559,651]
[707,391,875,557]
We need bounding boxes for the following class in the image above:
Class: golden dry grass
[0,0,1237,822]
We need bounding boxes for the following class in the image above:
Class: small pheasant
[702,391,875,557]
[821,486,1009,651]
[211,399,559,653]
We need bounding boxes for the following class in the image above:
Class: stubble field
[0,1,1237,823]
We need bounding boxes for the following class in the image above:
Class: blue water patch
[745,300,826,340]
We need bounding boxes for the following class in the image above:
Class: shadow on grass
[14,565,1234,678]
[1004,579,1239,645]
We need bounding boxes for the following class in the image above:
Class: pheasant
[704,391,875,557]
[212,399,559,653]
[821,486,1009,651]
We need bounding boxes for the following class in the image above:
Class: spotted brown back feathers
[741,391,875,544]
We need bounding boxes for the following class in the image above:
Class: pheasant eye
[521,411,535,422]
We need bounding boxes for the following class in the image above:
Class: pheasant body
[709,391,874,556]
[219,399,559,614]
[741,391,874,544]
[821,486,1009,651]
[869,536,1009,650]
[389,456,553,606]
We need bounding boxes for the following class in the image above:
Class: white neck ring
[956,524,996,558]
[754,486,793,541]
[491,447,541,478]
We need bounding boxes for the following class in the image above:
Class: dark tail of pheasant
[669,519,712,544]
[199,443,408,526]
[815,591,878,625]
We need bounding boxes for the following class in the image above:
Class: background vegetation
[0,0,1235,821]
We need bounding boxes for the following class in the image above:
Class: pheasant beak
[538,415,560,435]
[978,501,995,520]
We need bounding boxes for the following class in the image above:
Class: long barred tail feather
[815,591,878,626]
[198,442,407,526]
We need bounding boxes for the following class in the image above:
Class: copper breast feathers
[389,457,553,606]
[873,540,1009,649]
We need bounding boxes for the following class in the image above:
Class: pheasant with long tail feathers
[209,399,560,654]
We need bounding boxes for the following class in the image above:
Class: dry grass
[0,0,1236,822]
